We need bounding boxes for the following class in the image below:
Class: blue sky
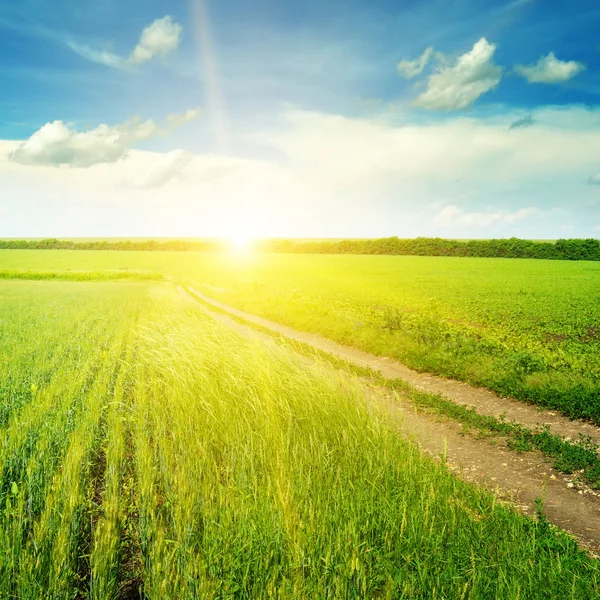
[1,0,599,238]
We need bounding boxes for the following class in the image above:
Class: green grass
[185,288,600,489]
[176,254,600,423]
[2,280,599,598]
[0,281,146,597]
[0,268,164,281]
[2,250,599,422]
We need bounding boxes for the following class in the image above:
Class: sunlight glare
[224,231,256,254]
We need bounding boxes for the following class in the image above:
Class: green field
[2,250,599,422]
[179,254,600,423]
[1,278,599,598]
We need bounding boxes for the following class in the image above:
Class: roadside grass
[389,379,600,489]
[174,253,600,425]
[185,288,600,490]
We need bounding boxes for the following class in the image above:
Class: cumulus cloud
[9,108,200,168]
[8,120,153,168]
[515,52,585,84]
[127,16,182,65]
[68,16,182,68]
[413,38,502,111]
[434,205,540,228]
[509,114,534,130]
[397,46,434,79]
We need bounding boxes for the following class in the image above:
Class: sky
[1,0,599,239]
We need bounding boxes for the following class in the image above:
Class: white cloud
[129,149,193,188]
[2,105,600,238]
[165,108,202,129]
[9,108,200,168]
[66,42,122,68]
[413,38,502,111]
[589,173,600,186]
[0,143,329,238]
[249,106,600,237]
[127,16,182,65]
[8,121,152,168]
[260,107,600,187]
[433,205,540,228]
[67,16,182,68]
[397,46,434,79]
[515,52,585,84]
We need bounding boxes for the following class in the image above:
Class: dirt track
[181,286,600,554]
[188,286,600,445]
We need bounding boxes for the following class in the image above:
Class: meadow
[2,250,598,422]
[177,253,600,423]
[1,278,599,598]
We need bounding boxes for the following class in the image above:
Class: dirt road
[181,286,600,554]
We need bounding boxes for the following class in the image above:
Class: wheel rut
[187,287,600,445]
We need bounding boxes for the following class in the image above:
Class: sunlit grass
[0,268,163,281]
[1,281,599,597]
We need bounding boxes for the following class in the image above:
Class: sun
[223,231,256,254]
[220,216,264,254]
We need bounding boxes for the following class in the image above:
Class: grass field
[178,254,600,423]
[2,278,600,598]
[2,250,598,423]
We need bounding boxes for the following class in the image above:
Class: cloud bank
[2,106,600,238]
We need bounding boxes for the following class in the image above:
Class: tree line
[1,237,599,261]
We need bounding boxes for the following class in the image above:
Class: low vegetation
[2,281,599,598]
[0,268,163,282]
[262,236,600,261]
[178,253,600,424]
[188,294,600,490]
[1,236,600,261]
[2,250,599,424]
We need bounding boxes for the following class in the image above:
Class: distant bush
[1,237,599,261]
[258,237,600,261]
[0,239,219,252]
